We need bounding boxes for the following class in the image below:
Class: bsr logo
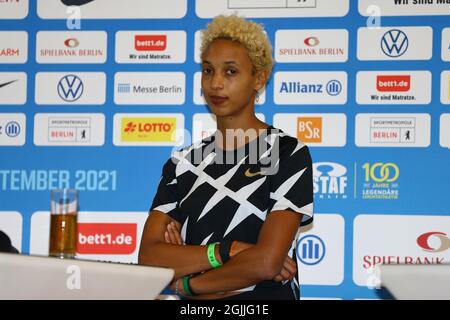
[297,117,322,143]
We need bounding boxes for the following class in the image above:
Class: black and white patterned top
[150,126,313,298]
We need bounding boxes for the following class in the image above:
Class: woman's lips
[209,95,228,105]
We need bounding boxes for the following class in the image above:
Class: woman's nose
[210,73,224,89]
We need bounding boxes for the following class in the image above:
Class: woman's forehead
[202,39,252,64]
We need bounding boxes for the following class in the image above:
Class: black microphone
[0,230,18,253]
[61,0,95,6]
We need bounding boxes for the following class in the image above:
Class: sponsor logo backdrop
[0,0,449,300]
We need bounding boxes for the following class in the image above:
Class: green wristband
[207,242,222,269]
[182,275,193,296]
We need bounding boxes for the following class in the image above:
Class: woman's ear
[254,70,268,92]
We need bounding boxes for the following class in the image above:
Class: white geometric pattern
[151,129,313,296]
[172,138,310,239]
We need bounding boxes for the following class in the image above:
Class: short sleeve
[149,158,184,223]
[267,139,313,226]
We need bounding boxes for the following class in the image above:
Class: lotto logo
[121,117,176,142]
[297,117,322,143]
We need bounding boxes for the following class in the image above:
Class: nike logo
[245,168,265,178]
[0,80,18,89]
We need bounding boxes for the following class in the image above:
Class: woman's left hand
[164,220,183,245]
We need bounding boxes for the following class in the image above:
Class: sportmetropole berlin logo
[381,29,409,58]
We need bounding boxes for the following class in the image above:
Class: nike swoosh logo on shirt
[0,80,18,89]
[244,168,265,178]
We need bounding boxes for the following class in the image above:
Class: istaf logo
[417,232,450,253]
[313,162,348,199]
[61,0,95,6]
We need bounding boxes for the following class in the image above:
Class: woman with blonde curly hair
[139,15,313,300]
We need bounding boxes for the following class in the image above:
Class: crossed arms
[138,209,301,299]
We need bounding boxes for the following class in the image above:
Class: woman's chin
[207,105,233,118]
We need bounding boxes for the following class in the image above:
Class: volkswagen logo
[381,29,409,58]
[57,74,84,102]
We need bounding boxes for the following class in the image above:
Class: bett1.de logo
[296,235,326,266]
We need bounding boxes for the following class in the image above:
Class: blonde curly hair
[200,15,274,78]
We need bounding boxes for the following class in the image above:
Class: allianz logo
[279,80,342,96]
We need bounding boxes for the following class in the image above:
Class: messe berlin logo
[296,235,326,266]
[57,75,84,102]
[417,232,450,253]
[117,83,131,93]
[381,29,409,58]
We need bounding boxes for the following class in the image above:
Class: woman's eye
[226,69,237,75]
[202,68,212,75]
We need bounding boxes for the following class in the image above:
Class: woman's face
[201,39,266,119]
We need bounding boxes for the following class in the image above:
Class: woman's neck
[215,113,269,151]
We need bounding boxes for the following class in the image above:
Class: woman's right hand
[230,241,297,282]
[273,256,297,282]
